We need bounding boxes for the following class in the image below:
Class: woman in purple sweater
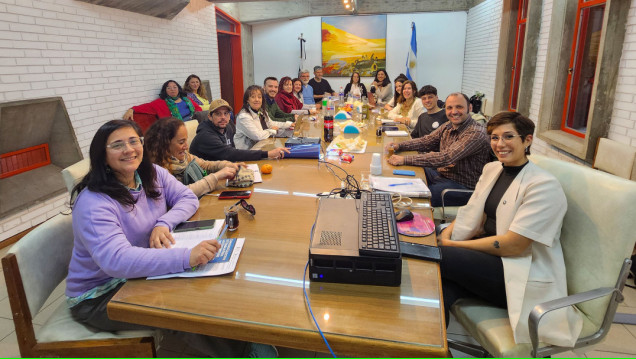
[65,120,220,329]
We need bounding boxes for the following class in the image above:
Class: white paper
[370,176,431,198]
[384,130,409,137]
[246,163,263,183]
[147,224,246,280]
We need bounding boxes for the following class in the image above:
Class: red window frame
[560,0,606,138]
[215,7,244,114]
[508,0,529,111]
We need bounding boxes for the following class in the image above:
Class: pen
[217,224,229,241]
[389,182,414,187]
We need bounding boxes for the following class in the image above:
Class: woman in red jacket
[123,80,202,123]
[275,76,315,115]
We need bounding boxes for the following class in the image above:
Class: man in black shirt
[308,66,336,103]
[190,99,290,161]
[411,85,449,139]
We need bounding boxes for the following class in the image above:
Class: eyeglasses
[490,134,523,143]
[106,137,144,151]
[230,199,256,216]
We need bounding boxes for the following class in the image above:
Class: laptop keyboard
[359,192,400,258]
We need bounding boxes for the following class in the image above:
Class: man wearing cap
[190,99,290,161]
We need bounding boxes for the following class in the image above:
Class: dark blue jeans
[424,167,473,207]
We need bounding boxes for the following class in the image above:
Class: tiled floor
[0,243,634,358]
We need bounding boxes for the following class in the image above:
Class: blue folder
[285,144,320,159]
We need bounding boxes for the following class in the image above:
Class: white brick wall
[0,0,221,241]
[461,0,503,105]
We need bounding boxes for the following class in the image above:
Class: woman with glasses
[235,85,294,150]
[437,112,582,347]
[144,117,244,197]
[387,80,423,130]
[65,120,274,356]
[123,80,202,123]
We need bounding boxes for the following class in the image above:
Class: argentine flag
[406,22,417,81]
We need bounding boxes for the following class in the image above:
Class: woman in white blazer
[387,80,423,131]
[438,112,582,347]
[234,85,293,150]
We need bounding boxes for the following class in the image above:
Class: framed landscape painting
[321,15,387,77]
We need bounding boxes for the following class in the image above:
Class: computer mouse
[395,209,414,222]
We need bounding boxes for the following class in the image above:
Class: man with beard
[299,69,315,105]
[263,77,296,123]
[385,93,490,207]
[190,99,290,161]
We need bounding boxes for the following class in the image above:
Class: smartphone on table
[218,190,252,199]
[174,219,216,233]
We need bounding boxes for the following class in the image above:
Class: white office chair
[449,154,636,357]
[2,214,157,357]
[61,158,90,194]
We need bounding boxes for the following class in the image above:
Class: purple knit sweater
[66,165,199,297]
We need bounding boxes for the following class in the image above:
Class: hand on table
[388,155,405,166]
[384,142,398,152]
[149,226,175,249]
[268,147,291,159]
[189,239,222,267]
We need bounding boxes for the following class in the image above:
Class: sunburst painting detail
[321,15,387,77]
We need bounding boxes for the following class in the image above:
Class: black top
[308,78,334,96]
[411,109,448,139]
[483,162,528,236]
[343,83,368,99]
[189,120,268,162]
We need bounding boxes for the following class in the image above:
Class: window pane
[520,0,529,20]
[509,23,526,111]
[563,5,604,135]
[216,15,234,32]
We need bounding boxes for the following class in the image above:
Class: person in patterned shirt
[385,92,491,207]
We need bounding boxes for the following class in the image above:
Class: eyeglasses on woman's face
[106,137,144,152]
[490,134,523,143]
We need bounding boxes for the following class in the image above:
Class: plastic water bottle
[339,87,344,105]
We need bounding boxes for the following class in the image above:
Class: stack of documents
[370,176,431,198]
[148,221,245,279]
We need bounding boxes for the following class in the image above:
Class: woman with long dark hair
[343,71,368,100]
[275,76,316,115]
[234,85,294,150]
[387,80,423,129]
[65,120,275,356]
[144,117,242,197]
[66,120,215,329]
[123,80,202,122]
[384,74,407,111]
[369,69,392,106]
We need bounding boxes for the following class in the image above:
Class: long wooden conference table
[108,114,449,357]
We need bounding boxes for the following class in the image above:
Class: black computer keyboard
[359,192,401,258]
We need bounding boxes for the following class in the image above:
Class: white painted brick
[2,217,22,232]
[0,222,31,242]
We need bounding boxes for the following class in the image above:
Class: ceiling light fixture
[343,0,356,12]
